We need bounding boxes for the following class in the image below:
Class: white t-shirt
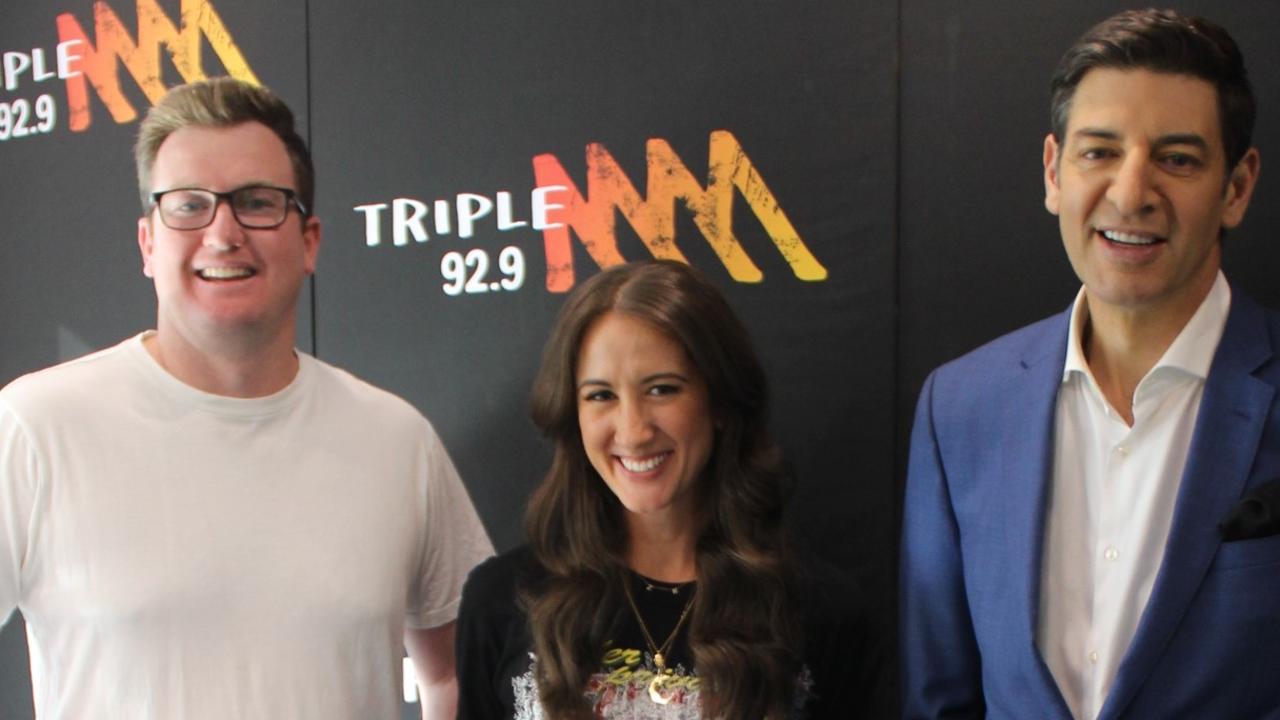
[0,333,494,719]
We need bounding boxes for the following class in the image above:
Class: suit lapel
[1100,292,1275,719]
[1011,308,1077,715]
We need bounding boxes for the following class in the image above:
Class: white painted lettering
[495,191,527,230]
[0,42,82,91]
[456,193,493,240]
[30,49,55,82]
[532,185,567,230]
[434,199,451,235]
[392,198,430,246]
[354,203,388,246]
[3,52,31,91]
[56,40,83,79]
[360,187,568,247]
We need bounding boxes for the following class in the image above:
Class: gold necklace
[640,576,692,595]
[622,578,695,705]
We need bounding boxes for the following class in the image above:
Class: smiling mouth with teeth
[619,453,670,473]
[197,267,256,280]
[1099,229,1163,246]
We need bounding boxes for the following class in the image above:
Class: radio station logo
[1,0,256,141]
[4,3,828,294]
[358,130,828,294]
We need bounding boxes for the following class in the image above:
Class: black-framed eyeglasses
[149,185,309,230]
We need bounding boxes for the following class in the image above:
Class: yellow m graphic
[532,130,828,292]
[57,0,259,131]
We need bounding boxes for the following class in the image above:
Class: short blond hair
[134,77,313,215]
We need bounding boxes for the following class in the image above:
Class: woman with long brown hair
[456,260,884,718]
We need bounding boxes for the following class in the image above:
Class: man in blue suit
[901,9,1278,718]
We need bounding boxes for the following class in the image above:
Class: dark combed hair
[523,260,802,719]
[1049,8,1256,171]
[135,77,315,217]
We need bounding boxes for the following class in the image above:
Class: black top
[456,545,891,719]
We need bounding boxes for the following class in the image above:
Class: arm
[405,422,496,718]
[900,372,985,719]
[0,399,36,627]
[405,622,457,720]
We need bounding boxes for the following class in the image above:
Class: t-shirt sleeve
[0,397,39,627]
[800,564,896,719]
[405,419,495,629]
[456,553,523,719]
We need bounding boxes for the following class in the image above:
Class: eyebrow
[641,372,689,384]
[575,372,689,391]
[1153,133,1210,151]
[161,179,286,192]
[1071,127,1210,150]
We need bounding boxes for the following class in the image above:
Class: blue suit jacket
[901,289,1280,719]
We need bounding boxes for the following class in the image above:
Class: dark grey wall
[2,2,1278,718]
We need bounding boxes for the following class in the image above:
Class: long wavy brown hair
[524,260,802,718]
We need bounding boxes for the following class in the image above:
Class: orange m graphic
[531,130,828,292]
[56,0,259,131]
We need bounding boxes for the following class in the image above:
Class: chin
[619,494,669,515]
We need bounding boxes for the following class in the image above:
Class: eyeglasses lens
[157,187,290,230]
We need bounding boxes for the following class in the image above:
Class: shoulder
[912,309,1069,427]
[1,336,140,418]
[1224,287,1280,346]
[456,547,539,717]
[300,354,433,429]
[461,545,541,615]
[1214,287,1280,388]
[929,310,1068,386]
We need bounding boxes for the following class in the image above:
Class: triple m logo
[1,0,249,140]
[532,130,828,290]
[359,131,829,292]
[31,0,828,288]
[51,0,257,130]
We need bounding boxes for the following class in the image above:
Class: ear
[302,216,322,275]
[1221,147,1260,230]
[137,216,155,278]
[1043,133,1062,216]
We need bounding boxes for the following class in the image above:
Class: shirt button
[1089,651,1099,664]
[1115,445,1129,456]
[1104,546,1119,561]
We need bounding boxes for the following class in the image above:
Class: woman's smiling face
[575,311,714,529]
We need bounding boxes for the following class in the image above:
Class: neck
[1082,276,1214,425]
[145,325,300,398]
[625,512,700,583]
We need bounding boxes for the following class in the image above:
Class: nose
[1106,150,1157,217]
[614,396,655,448]
[202,199,247,251]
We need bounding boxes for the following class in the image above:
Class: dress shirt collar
[1062,271,1231,385]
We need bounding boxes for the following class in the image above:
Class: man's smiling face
[1043,67,1257,319]
[138,121,320,349]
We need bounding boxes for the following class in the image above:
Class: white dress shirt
[1036,272,1230,720]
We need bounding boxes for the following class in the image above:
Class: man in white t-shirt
[0,78,493,719]
[902,9,1280,719]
